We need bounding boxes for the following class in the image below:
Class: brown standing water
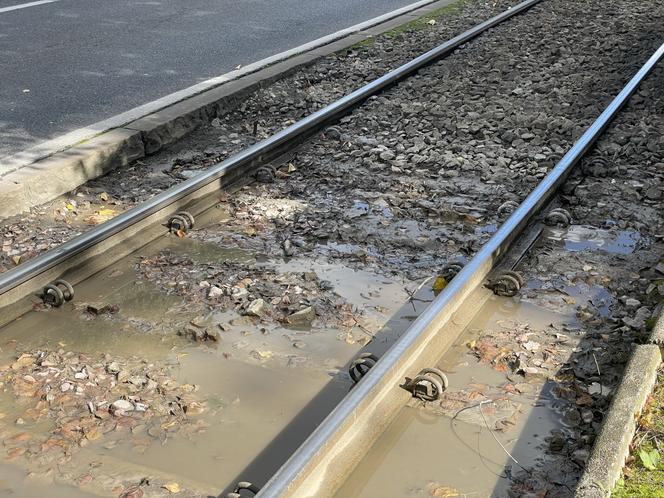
[0,202,633,497]
[334,300,571,498]
[0,207,428,497]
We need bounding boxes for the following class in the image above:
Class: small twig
[350,316,375,338]
[592,353,601,376]
[592,352,602,396]
[405,276,433,311]
[478,401,520,466]
[478,400,532,476]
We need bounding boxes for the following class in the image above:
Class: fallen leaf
[77,474,93,486]
[426,19,437,25]
[98,208,116,217]
[11,353,35,370]
[119,486,144,498]
[99,192,109,202]
[175,229,187,238]
[84,426,101,441]
[430,485,459,497]
[11,255,20,265]
[639,448,660,470]
[162,482,181,493]
[6,446,25,460]
[432,276,447,292]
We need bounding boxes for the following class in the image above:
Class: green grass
[614,370,664,497]
[383,0,468,37]
[349,0,468,50]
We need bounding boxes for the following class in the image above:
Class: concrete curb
[574,343,662,498]
[0,0,454,219]
[649,306,664,348]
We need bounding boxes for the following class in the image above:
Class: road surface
[0,0,419,159]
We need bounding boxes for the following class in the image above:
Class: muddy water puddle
[335,297,581,498]
[0,206,432,496]
[545,225,646,254]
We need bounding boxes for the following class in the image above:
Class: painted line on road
[1,0,437,176]
[0,0,58,14]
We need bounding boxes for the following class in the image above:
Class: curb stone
[0,129,144,216]
[574,343,662,498]
[649,307,664,349]
[0,0,453,219]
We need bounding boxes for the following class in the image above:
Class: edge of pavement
[574,310,664,498]
[0,0,454,219]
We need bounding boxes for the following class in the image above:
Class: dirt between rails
[0,0,662,496]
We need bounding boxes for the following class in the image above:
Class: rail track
[0,0,663,497]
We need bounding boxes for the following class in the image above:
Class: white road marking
[0,0,58,14]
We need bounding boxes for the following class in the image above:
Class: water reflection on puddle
[546,225,645,254]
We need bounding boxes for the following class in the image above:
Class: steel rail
[256,41,664,498]
[0,0,543,298]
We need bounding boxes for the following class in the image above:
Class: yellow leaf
[84,426,101,441]
[162,482,181,493]
[11,255,21,265]
[11,354,34,370]
[287,163,297,173]
[430,486,459,498]
[99,192,109,202]
[97,208,116,217]
[432,276,447,292]
[66,203,75,211]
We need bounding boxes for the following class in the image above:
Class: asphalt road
[0,0,419,159]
